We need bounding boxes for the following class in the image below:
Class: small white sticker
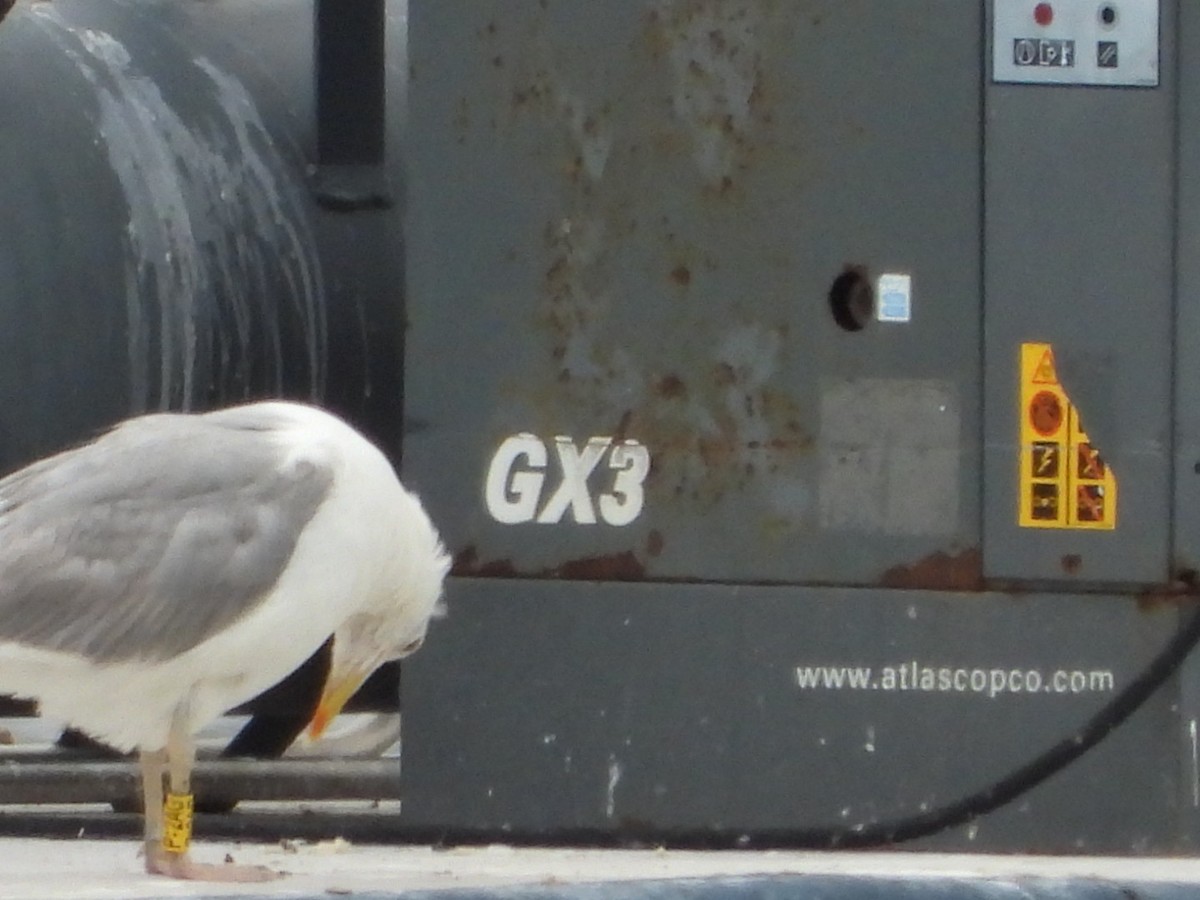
[876,273,912,323]
[484,434,650,526]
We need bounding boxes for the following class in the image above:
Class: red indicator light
[1034,2,1054,26]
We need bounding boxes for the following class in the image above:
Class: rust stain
[510,69,554,113]
[1060,554,1082,576]
[453,548,647,582]
[646,530,665,557]
[641,0,772,194]
[556,551,646,581]
[642,9,668,59]
[702,175,735,199]
[1175,566,1200,589]
[452,545,479,574]
[880,548,983,592]
[697,434,736,470]
[654,374,687,399]
[500,5,808,512]
[1136,591,1189,614]
[613,379,812,511]
[545,256,569,289]
[452,546,518,579]
[1136,566,1200,611]
[712,362,736,386]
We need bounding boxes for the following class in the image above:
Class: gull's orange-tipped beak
[307,666,370,740]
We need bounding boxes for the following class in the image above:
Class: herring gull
[0,401,449,880]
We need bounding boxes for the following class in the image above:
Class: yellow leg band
[162,792,194,855]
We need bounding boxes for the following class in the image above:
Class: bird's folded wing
[0,414,333,665]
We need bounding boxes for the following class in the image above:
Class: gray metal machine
[398,0,1200,853]
[1,0,1197,857]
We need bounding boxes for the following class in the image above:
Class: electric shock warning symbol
[1031,442,1059,478]
[1018,343,1117,530]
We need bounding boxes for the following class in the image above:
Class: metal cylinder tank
[0,0,404,471]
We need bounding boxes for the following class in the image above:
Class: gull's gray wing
[0,409,333,664]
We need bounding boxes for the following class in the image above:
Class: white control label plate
[993,0,1159,87]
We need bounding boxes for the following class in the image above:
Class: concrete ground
[6,718,1200,898]
[5,839,1200,899]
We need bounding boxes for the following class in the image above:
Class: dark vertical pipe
[315,0,386,166]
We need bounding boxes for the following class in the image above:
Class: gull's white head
[308,488,451,739]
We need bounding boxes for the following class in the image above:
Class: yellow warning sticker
[1018,342,1117,530]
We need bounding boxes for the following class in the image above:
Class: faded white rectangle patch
[819,379,959,535]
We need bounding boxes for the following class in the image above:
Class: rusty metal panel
[981,3,1176,585]
[404,1,983,586]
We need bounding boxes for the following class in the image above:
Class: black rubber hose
[732,599,1200,848]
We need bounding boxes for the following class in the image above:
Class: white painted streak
[605,754,622,819]
[31,8,326,410]
[1190,718,1198,808]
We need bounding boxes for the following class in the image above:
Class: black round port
[828,267,873,332]
[1099,4,1117,27]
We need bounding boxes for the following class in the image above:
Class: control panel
[993,0,1159,86]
